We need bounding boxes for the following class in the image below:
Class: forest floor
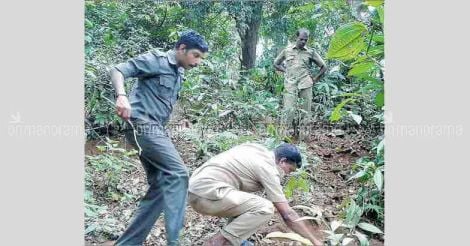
[85,114,384,246]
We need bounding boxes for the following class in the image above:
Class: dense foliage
[85,1,385,245]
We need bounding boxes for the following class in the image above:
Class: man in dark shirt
[108,30,208,246]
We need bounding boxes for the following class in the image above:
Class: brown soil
[85,123,383,246]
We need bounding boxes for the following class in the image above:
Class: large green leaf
[103,31,116,47]
[372,34,384,44]
[327,22,368,61]
[342,238,354,246]
[365,0,384,7]
[85,18,94,28]
[376,138,385,156]
[374,168,383,191]
[375,91,384,108]
[348,61,377,77]
[368,45,384,57]
[361,75,383,86]
[330,98,355,122]
[354,231,370,246]
[377,6,384,24]
[358,222,384,234]
[344,200,363,227]
[347,170,366,182]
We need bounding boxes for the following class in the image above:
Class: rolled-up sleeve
[114,52,159,79]
[310,49,326,68]
[256,164,288,203]
[274,49,286,65]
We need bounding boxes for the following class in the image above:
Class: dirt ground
[85,121,384,246]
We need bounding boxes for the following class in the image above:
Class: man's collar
[271,152,286,179]
[166,49,177,66]
[276,163,286,179]
[167,49,185,74]
[289,44,308,51]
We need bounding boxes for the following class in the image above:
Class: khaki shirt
[189,143,288,203]
[274,44,326,90]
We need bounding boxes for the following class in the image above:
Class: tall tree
[224,1,264,70]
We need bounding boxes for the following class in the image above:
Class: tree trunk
[235,1,263,70]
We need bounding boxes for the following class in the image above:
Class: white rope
[101,97,142,155]
[126,120,142,156]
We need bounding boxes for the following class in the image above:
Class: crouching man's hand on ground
[310,237,324,246]
[274,202,325,246]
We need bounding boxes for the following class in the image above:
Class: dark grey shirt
[114,49,184,126]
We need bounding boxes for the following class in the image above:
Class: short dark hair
[274,143,302,168]
[175,29,209,53]
[296,28,310,37]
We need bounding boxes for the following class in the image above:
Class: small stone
[331,129,346,137]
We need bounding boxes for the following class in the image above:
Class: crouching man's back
[188,143,324,246]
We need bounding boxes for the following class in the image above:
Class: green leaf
[327,22,368,61]
[358,222,383,234]
[368,45,384,57]
[354,231,369,246]
[103,31,115,47]
[348,170,367,182]
[344,200,363,227]
[338,93,362,98]
[364,204,384,215]
[377,6,384,24]
[328,233,344,244]
[342,237,354,246]
[330,98,355,122]
[365,0,384,7]
[331,220,343,232]
[348,61,377,77]
[84,223,98,235]
[85,18,94,29]
[374,168,383,191]
[376,139,384,156]
[298,2,315,13]
[85,35,92,44]
[267,124,277,138]
[84,206,97,217]
[375,91,384,108]
[361,75,382,85]
[372,35,384,44]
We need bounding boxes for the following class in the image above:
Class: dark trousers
[116,125,188,246]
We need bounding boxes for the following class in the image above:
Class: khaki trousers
[188,190,274,245]
[281,86,313,130]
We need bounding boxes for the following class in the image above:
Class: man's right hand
[310,237,324,246]
[116,95,131,120]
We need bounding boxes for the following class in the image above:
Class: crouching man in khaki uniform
[188,143,323,246]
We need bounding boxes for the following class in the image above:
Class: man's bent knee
[167,161,189,179]
[257,199,275,217]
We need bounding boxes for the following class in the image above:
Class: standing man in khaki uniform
[188,143,323,246]
[274,28,327,133]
